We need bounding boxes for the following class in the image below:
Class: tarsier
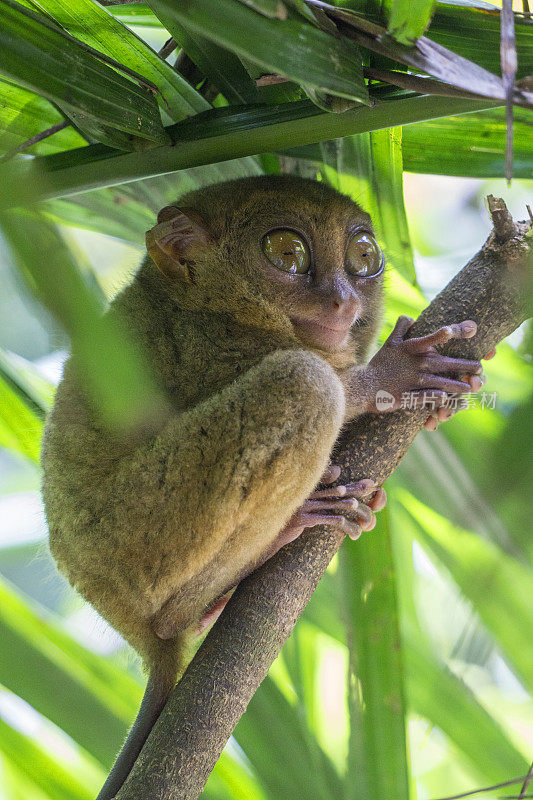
[42,176,489,799]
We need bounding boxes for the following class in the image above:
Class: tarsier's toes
[307,476,386,536]
[320,463,342,485]
[425,406,452,431]
[312,475,377,500]
[424,396,470,430]
[310,512,363,540]
[281,473,386,542]
[367,487,387,512]
[196,594,231,634]
[465,372,486,392]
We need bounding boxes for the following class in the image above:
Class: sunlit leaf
[386,0,437,43]
[234,676,343,800]
[340,0,533,78]
[0,371,42,463]
[0,348,54,416]
[204,750,268,800]
[0,0,169,149]
[0,712,102,800]
[405,636,530,780]
[338,509,410,800]
[148,0,369,104]
[29,0,209,122]
[153,9,259,104]
[402,490,533,693]
[0,79,86,156]
[0,577,140,766]
[0,206,165,431]
[403,108,533,178]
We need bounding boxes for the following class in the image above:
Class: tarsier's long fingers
[410,389,450,408]
[303,497,359,514]
[423,345,495,430]
[388,315,415,340]
[417,373,472,394]
[425,406,453,431]
[302,495,375,532]
[423,355,482,375]
[405,320,477,352]
[421,354,485,394]
[309,492,384,535]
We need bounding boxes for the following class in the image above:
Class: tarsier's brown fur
[42,176,482,799]
[43,176,382,673]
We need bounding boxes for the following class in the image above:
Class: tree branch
[116,201,531,800]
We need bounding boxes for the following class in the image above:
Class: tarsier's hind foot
[196,594,232,633]
[274,464,387,547]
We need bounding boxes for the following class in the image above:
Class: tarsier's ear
[145,206,211,282]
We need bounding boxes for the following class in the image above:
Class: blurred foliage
[0,0,532,798]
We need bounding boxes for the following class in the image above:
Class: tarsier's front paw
[368,316,495,430]
[279,464,387,544]
[423,346,496,431]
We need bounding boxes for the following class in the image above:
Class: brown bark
[116,202,531,800]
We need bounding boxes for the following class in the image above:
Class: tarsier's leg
[195,468,387,633]
[130,350,346,638]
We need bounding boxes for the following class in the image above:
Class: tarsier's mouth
[290,316,353,350]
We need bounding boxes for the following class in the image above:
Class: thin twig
[518,763,533,800]
[432,776,532,800]
[487,194,518,242]
[500,0,517,182]
[0,120,71,161]
[305,0,532,111]
[256,74,290,86]
[157,37,177,60]
[363,67,487,99]
[174,51,203,85]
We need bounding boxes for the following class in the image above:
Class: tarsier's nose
[328,275,359,319]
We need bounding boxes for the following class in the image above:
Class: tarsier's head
[146,176,384,357]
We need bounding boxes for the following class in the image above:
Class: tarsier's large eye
[261,229,310,275]
[345,232,383,277]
